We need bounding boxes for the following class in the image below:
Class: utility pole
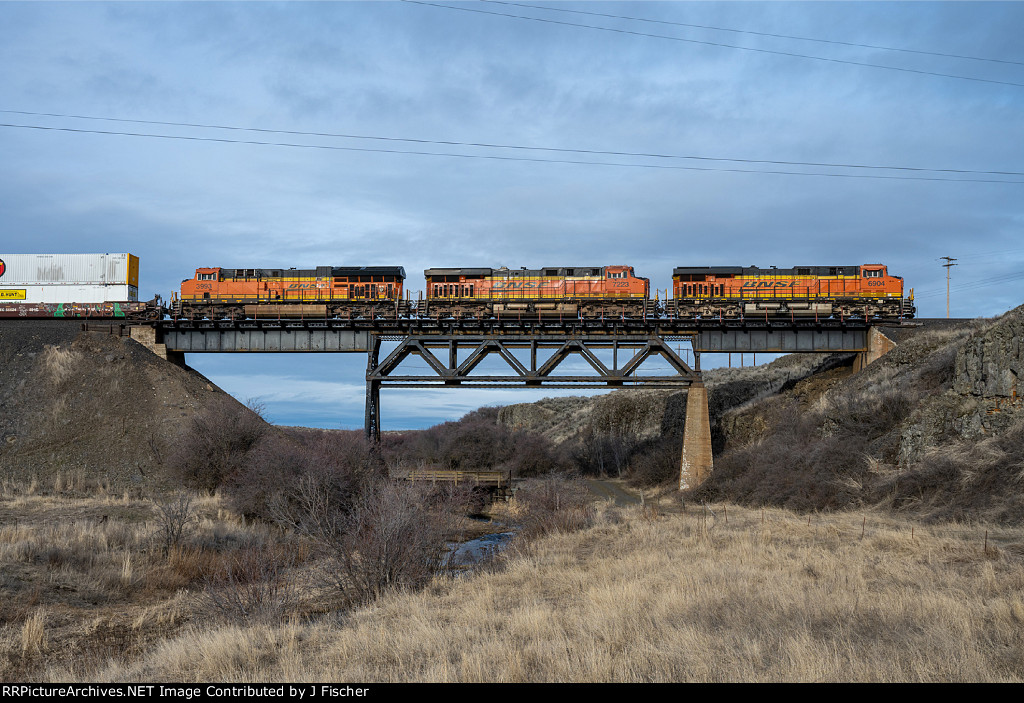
[940,257,957,318]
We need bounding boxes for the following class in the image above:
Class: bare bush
[380,408,567,478]
[228,429,378,522]
[203,547,300,623]
[279,477,455,607]
[824,382,917,439]
[154,491,197,557]
[629,435,682,487]
[511,473,594,537]
[168,397,269,492]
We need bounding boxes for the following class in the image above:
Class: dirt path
[585,478,642,506]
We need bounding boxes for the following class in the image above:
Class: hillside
[0,321,265,490]
[702,307,1023,522]
[498,308,1024,523]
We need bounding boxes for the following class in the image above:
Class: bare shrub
[629,435,683,487]
[825,382,917,439]
[697,399,871,511]
[227,429,377,522]
[874,418,1024,523]
[154,491,197,557]
[280,477,455,607]
[504,430,572,477]
[511,473,594,538]
[572,426,635,477]
[203,547,300,623]
[168,397,268,492]
[380,408,567,478]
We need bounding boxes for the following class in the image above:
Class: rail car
[176,265,408,319]
[422,265,652,318]
[0,252,160,319]
[671,264,914,320]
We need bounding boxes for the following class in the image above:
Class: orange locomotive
[176,265,407,318]
[672,263,914,319]
[423,265,651,317]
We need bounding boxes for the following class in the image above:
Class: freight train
[0,254,916,321]
[174,261,914,320]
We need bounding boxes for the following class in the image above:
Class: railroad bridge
[127,316,901,490]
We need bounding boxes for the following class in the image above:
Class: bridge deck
[154,316,898,353]
[392,469,511,487]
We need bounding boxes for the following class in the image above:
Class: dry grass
[39,344,82,385]
[6,474,1022,682]
[0,480,313,681]
[75,502,1024,683]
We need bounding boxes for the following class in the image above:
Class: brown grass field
[2,476,1023,683]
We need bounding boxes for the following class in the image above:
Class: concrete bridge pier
[679,380,713,491]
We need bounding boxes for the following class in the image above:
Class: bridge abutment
[852,327,896,373]
[128,325,186,367]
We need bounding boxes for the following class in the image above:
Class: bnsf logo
[491,282,540,290]
[741,281,795,288]
[0,259,5,278]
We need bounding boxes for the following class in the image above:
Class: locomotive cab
[182,268,223,301]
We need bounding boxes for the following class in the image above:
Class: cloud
[2,1,1022,427]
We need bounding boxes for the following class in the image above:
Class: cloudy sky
[2,1,1022,428]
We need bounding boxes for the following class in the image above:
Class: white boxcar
[0,253,139,303]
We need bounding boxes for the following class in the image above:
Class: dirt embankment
[0,321,264,490]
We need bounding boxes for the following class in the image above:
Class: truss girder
[367,335,698,387]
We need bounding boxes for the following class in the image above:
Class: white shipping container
[0,283,138,304]
[0,253,138,286]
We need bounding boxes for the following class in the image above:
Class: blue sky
[2,1,1022,428]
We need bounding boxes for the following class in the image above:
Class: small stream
[443,516,517,570]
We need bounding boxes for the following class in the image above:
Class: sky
[1,1,1022,429]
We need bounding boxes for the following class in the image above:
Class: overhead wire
[913,270,1024,299]
[402,1,1024,89]
[2,115,1024,183]
[2,109,1023,178]
[487,0,1024,67]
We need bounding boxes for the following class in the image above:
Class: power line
[3,109,1023,179]
[402,1,1024,89]
[914,269,1024,299]
[949,246,1024,261]
[487,1,1024,68]
[6,121,1024,184]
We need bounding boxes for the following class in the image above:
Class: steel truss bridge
[150,317,895,448]
[106,314,913,489]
